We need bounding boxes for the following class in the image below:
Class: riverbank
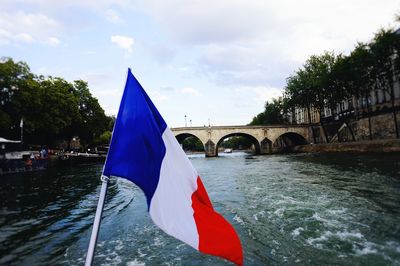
[292,139,400,153]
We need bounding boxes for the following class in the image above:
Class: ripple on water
[126,259,145,266]
[2,153,400,265]
[291,227,304,238]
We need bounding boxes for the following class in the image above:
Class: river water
[1,152,400,265]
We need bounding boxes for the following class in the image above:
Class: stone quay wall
[295,112,400,153]
[349,112,400,141]
[293,139,400,153]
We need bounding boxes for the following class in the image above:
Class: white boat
[224,148,233,153]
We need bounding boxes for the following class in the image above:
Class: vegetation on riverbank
[0,57,113,148]
[181,135,253,152]
[250,24,400,140]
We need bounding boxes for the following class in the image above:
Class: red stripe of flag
[191,177,243,266]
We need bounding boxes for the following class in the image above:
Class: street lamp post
[20,118,23,144]
[390,51,399,138]
[185,115,187,127]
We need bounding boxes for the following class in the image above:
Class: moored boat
[0,137,49,175]
[58,152,106,164]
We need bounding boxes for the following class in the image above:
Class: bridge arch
[175,133,205,152]
[171,125,310,157]
[216,133,261,156]
[273,132,308,151]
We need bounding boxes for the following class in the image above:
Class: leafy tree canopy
[0,57,113,147]
[249,98,287,125]
[249,22,400,129]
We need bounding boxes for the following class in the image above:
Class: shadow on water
[283,152,400,214]
[289,152,400,178]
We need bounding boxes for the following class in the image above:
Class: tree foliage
[370,29,400,93]
[181,136,204,151]
[0,58,35,138]
[0,57,113,147]
[284,52,341,115]
[71,80,112,146]
[255,26,400,123]
[220,136,252,149]
[249,98,287,125]
[95,131,112,145]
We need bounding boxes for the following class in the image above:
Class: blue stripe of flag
[103,69,167,207]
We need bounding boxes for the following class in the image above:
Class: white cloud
[46,37,61,46]
[136,0,400,88]
[197,43,293,87]
[2,0,132,12]
[136,0,271,44]
[148,43,176,64]
[93,89,121,97]
[111,35,134,53]
[105,9,123,24]
[81,50,97,55]
[180,87,201,96]
[15,33,34,43]
[0,11,62,46]
[251,87,283,103]
[148,90,169,102]
[0,29,11,45]
[138,0,399,46]
[159,86,175,92]
[80,72,110,85]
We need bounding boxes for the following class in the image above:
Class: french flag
[103,69,243,265]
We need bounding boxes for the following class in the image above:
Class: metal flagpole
[85,175,109,266]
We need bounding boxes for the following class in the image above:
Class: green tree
[95,130,112,145]
[327,54,357,141]
[182,136,204,151]
[284,69,318,143]
[0,57,37,140]
[0,57,113,147]
[249,98,286,125]
[370,28,400,138]
[327,54,353,110]
[220,136,252,150]
[35,77,80,144]
[71,80,111,146]
[302,52,339,142]
[348,43,375,139]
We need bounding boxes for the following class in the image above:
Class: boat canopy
[0,137,21,143]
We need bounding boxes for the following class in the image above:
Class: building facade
[291,79,400,124]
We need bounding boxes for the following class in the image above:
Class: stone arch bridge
[171,125,310,157]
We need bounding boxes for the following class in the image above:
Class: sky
[1,0,399,127]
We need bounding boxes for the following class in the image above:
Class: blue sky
[1,0,399,127]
